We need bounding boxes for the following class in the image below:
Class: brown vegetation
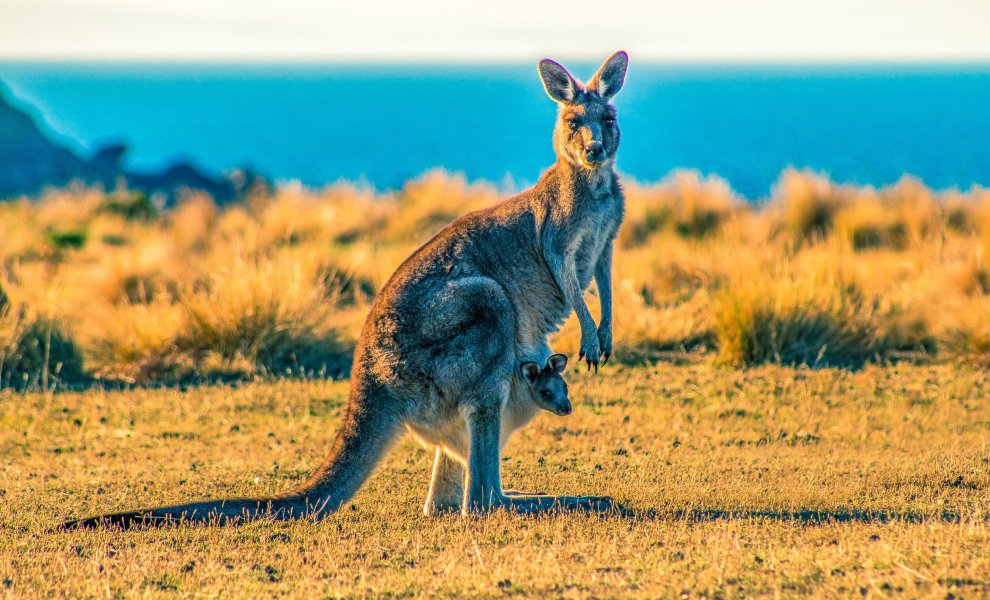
[2,168,989,387]
[3,365,988,596]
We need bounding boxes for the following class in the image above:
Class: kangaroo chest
[570,193,620,289]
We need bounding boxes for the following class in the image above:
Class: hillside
[0,84,266,203]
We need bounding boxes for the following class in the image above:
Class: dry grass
[713,260,887,368]
[0,283,85,389]
[2,169,990,386]
[2,364,989,596]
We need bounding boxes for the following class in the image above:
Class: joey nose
[585,142,605,163]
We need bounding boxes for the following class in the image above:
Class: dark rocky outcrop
[0,84,267,205]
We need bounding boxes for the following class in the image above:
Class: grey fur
[520,354,571,416]
[63,51,628,528]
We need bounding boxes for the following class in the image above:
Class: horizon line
[3,56,990,67]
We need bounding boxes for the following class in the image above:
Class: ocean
[1,62,988,199]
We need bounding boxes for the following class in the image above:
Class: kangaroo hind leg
[462,383,511,514]
[463,408,617,515]
[424,448,464,515]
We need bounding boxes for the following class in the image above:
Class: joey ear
[589,51,628,100]
[538,59,581,104]
[547,353,568,374]
[520,362,541,384]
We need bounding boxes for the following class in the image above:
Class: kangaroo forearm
[594,243,614,326]
[596,273,613,327]
[566,276,597,332]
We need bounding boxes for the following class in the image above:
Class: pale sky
[1,0,989,62]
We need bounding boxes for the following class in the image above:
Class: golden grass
[713,265,885,368]
[2,169,990,385]
[2,364,989,596]
[5,171,990,597]
[0,282,85,389]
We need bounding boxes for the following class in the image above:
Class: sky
[1,0,989,62]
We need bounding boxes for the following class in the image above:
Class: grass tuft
[175,257,349,379]
[0,288,86,389]
[713,266,886,368]
[770,169,844,244]
[938,292,990,366]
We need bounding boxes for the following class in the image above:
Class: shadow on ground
[620,507,976,524]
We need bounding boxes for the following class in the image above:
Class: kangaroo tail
[63,380,402,529]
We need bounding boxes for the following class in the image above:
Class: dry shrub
[175,256,349,378]
[34,186,103,232]
[97,189,157,221]
[386,170,498,242]
[980,200,990,265]
[834,193,908,250]
[882,177,940,244]
[0,200,52,261]
[713,265,887,368]
[254,188,325,250]
[946,253,990,297]
[315,260,377,306]
[80,300,190,384]
[315,183,392,245]
[86,237,178,304]
[620,171,741,247]
[836,177,941,251]
[941,187,990,235]
[613,286,715,361]
[870,292,937,355]
[169,193,218,252]
[0,285,85,389]
[938,292,990,366]
[770,169,845,244]
[213,203,257,249]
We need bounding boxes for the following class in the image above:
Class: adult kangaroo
[65,51,628,528]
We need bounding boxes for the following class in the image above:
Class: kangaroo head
[539,51,628,172]
[520,353,571,416]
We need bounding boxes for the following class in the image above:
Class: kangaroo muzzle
[585,141,605,164]
[554,399,572,416]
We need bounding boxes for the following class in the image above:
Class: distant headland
[0,83,267,204]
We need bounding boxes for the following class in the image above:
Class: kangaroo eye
[540,390,552,399]
[603,116,615,126]
[566,119,580,131]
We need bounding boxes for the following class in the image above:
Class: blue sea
[1,62,989,199]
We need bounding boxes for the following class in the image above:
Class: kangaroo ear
[539,59,580,104]
[520,362,541,384]
[589,51,628,101]
[547,353,568,374]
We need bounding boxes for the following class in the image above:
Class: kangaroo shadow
[607,506,976,524]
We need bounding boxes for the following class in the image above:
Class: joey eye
[603,116,616,126]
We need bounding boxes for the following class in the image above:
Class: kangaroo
[64,51,628,528]
[424,353,574,515]
[520,353,571,417]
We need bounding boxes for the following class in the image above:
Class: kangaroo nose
[585,142,605,163]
